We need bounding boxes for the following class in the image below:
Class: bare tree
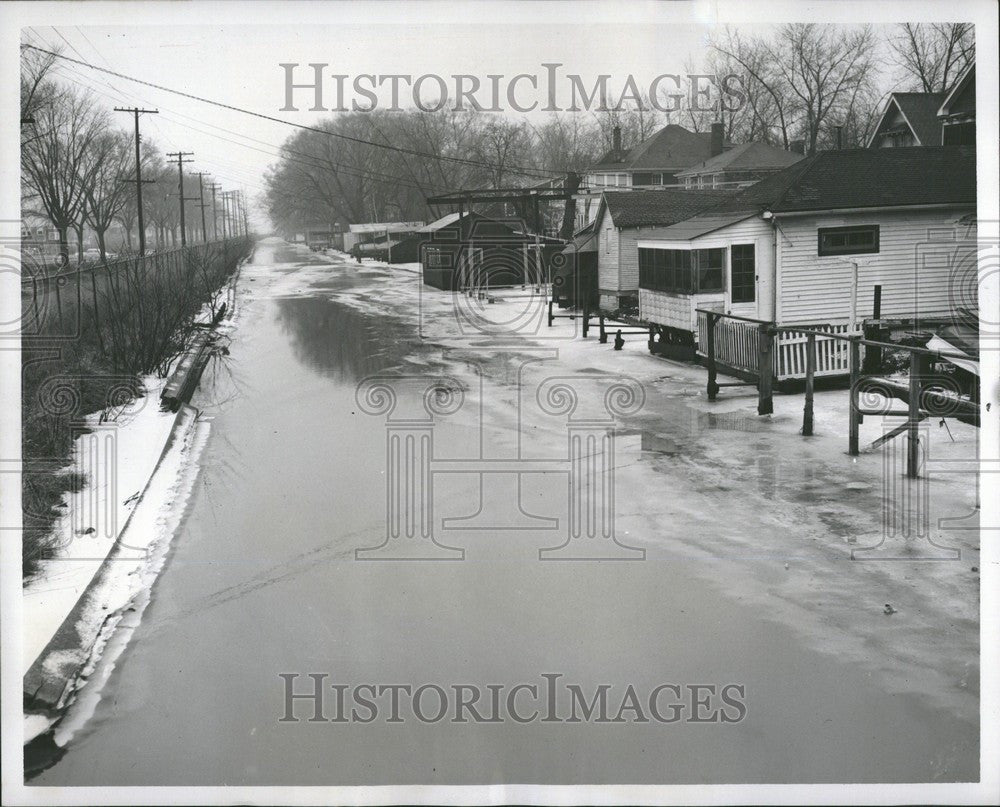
[710,27,794,149]
[711,24,877,155]
[888,23,975,93]
[21,86,110,263]
[473,118,530,188]
[770,24,877,155]
[84,130,133,259]
[20,44,60,144]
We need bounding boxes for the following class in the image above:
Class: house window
[817,225,879,256]
[639,248,724,294]
[605,228,612,253]
[695,248,725,292]
[730,244,756,303]
[427,250,451,268]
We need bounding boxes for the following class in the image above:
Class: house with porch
[868,59,975,148]
[636,146,977,376]
[938,61,976,145]
[593,188,734,314]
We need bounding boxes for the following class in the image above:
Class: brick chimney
[710,122,725,157]
[612,126,622,159]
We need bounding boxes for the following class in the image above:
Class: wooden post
[599,315,607,344]
[706,313,719,401]
[582,302,590,338]
[862,284,884,373]
[907,351,921,479]
[757,323,774,415]
[547,299,554,327]
[848,336,861,456]
[802,332,815,435]
[648,325,655,353]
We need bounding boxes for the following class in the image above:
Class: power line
[45,59,454,196]
[23,43,560,180]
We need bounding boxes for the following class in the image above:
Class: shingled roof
[600,188,734,229]
[707,146,975,214]
[675,141,804,178]
[590,125,726,172]
[885,93,946,145]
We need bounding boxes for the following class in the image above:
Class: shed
[418,212,537,291]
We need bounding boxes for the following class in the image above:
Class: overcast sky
[25,22,895,225]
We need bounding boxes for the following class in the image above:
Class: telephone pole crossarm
[114,107,159,255]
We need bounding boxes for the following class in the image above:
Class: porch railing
[696,308,978,478]
[695,310,853,381]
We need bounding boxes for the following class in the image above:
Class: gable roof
[868,93,946,147]
[644,211,757,241]
[599,188,734,229]
[589,125,727,173]
[417,212,463,232]
[675,141,804,178]
[706,146,975,215]
[938,60,976,118]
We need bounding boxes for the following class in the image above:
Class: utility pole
[166,151,194,246]
[221,191,231,238]
[194,172,210,243]
[114,107,158,255]
[208,183,222,240]
[239,190,250,236]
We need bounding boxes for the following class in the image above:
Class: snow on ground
[22,374,178,675]
[51,412,212,748]
[293,246,981,722]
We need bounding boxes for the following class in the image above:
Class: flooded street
[35,240,979,785]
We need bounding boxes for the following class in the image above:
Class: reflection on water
[275,296,421,382]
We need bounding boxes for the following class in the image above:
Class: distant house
[575,123,729,228]
[938,61,976,145]
[636,147,977,360]
[593,188,734,313]
[344,221,424,254]
[868,60,976,149]
[676,142,804,188]
[868,92,946,148]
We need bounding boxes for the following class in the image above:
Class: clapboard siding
[596,209,621,292]
[776,209,977,325]
[637,215,775,328]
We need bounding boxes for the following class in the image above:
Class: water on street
[35,239,979,785]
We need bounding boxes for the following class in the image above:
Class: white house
[637,146,977,367]
[592,188,734,313]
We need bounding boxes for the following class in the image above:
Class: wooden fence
[20,238,251,338]
[696,309,978,478]
[696,310,853,381]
